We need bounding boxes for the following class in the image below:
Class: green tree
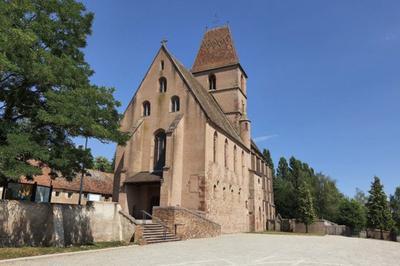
[313,173,343,222]
[354,188,368,206]
[276,157,290,180]
[0,0,129,182]
[274,157,297,218]
[390,186,400,232]
[273,177,296,218]
[366,176,394,238]
[297,181,316,233]
[337,198,366,235]
[93,156,113,173]
[262,149,274,176]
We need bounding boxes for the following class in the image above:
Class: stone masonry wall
[0,200,135,247]
[153,206,221,240]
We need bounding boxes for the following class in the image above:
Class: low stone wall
[153,206,221,240]
[293,220,348,235]
[366,229,393,241]
[0,200,135,247]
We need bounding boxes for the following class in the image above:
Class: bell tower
[191,26,248,137]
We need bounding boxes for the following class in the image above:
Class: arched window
[143,101,151,116]
[224,139,228,168]
[213,131,218,163]
[209,74,216,90]
[233,145,237,173]
[160,60,164,71]
[170,96,180,112]
[241,151,245,178]
[159,77,167,93]
[154,130,166,172]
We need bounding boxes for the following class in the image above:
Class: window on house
[67,192,73,198]
[143,101,151,116]
[209,74,216,90]
[160,60,165,70]
[224,139,228,168]
[154,130,166,172]
[55,191,60,197]
[159,77,167,93]
[170,96,180,112]
[213,131,218,163]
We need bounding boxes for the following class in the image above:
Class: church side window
[233,145,237,173]
[224,139,228,168]
[241,151,245,183]
[159,77,167,93]
[154,130,166,172]
[213,131,218,163]
[209,74,216,90]
[143,101,151,117]
[160,60,165,70]
[171,96,180,112]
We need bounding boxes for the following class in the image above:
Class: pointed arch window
[224,139,228,168]
[171,96,180,112]
[234,145,237,173]
[213,131,218,163]
[159,77,167,93]
[209,74,216,90]
[241,151,245,177]
[143,101,151,117]
[154,130,166,172]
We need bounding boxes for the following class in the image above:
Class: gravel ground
[2,233,399,266]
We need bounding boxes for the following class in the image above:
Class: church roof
[162,45,245,147]
[192,26,240,73]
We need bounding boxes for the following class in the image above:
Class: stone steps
[141,222,180,244]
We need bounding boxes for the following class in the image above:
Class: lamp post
[78,136,88,206]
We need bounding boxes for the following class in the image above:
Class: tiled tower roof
[192,26,239,73]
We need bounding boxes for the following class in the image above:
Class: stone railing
[152,206,221,240]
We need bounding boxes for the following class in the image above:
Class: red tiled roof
[192,26,239,73]
[20,167,113,195]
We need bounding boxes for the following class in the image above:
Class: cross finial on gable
[161,38,168,46]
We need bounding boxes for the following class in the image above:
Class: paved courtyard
[2,233,399,266]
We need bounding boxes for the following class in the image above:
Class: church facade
[113,26,275,233]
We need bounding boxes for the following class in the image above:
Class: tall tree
[93,156,113,173]
[0,0,129,182]
[313,173,343,222]
[390,186,400,232]
[297,181,316,233]
[354,188,368,206]
[337,198,366,235]
[274,157,296,218]
[276,157,290,180]
[273,177,296,218]
[366,176,394,238]
[262,149,274,176]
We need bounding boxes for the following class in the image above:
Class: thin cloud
[253,134,279,143]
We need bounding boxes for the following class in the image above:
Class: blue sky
[79,0,400,197]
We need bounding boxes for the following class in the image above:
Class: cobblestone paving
[2,233,399,266]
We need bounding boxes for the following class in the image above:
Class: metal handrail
[140,210,168,240]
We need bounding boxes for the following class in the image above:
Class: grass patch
[0,241,130,261]
[252,231,325,236]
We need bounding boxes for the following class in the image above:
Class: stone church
[113,26,275,233]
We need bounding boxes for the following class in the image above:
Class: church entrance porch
[124,172,162,219]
